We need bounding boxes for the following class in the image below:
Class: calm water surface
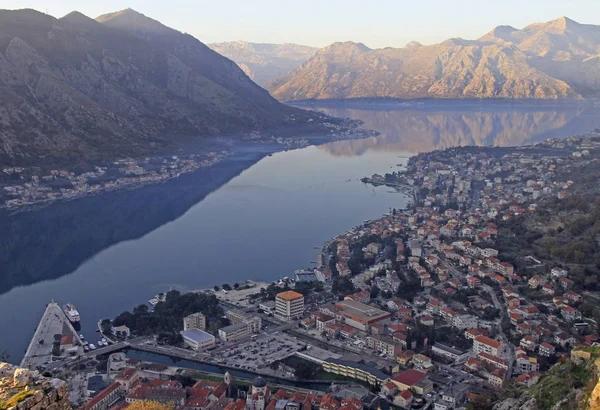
[2,102,600,362]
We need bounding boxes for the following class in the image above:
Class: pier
[21,302,84,370]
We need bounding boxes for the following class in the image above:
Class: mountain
[266,17,600,101]
[0,9,324,168]
[208,41,318,85]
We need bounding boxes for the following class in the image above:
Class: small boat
[83,346,89,352]
[79,334,85,340]
[63,303,80,323]
[101,338,108,345]
[89,344,97,350]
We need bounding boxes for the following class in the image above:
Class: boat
[101,338,108,345]
[79,334,85,340]
[63,303,80,323]
[83,346,89,352]
[89,343,96,350]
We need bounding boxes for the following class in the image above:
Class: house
[539,342,555,357]
[393,390,413,408]
[551,267,568,279]
[564,291,583,304]
[528,275,544,289]
[412,354,434,371]
[473,336,502,357]
[542,284,555,295]
[561,306,582,321]
[465,328,487,341]
[382,381,399,397]
[396,350,415,366]
[478,352,509,370]
[487,368,505,388]
[420,315,435,326]
[467,276,481,289]
[554,332,577,348]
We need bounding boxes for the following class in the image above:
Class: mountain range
[208,41,317,86]
[0,8,326,168]
[265,17,600,101]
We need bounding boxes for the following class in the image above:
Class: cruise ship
[63,303,81,323]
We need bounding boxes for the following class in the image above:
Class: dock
[21,302,84,370]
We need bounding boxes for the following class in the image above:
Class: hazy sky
[2,0,598,48]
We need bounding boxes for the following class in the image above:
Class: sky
[2,0,599,48]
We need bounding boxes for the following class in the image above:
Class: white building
[183,312,206,331]
[180,329,216,351]
[275,291,304,320]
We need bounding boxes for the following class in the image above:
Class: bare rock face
[208,41,318,86]
[12,369,31,388]
[0,362,71,409]
[266,17,600,101]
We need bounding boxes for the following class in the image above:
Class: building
[183,312,206,331]
[366,334,402,356]
[322,359,388,386]
[126,380,186,406]
[431,343,469,364]
[224,310,262,333]
[275,291,305,320]
[539,342,556,357]
[111,325,130,338]
[334,299,392,332]
[219,322,254,342]
[473,336,502,357]
[259,300,276,314]
[393,390,413,408]
[180,329,216,351]
[115,368,140,390]
[390,370,433,395]
[82,382,124,410]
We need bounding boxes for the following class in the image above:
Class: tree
[222,284,232,291]
[214,285,220,291]
[294,362,318,379]
[233,283,240,289]
[100,319,112,334]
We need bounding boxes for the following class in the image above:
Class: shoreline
[0,131,374,214]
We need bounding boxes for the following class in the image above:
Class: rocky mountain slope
[0,9,323,168]
[208,41,318,85]
[267,17,600,101]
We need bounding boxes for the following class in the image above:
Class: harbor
[20,302,84,370]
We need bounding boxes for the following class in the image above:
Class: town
[7,131,600,410]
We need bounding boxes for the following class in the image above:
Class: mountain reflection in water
[311,103,600,155]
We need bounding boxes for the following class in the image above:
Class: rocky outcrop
[266,17,600,101]
[0,362,70,410]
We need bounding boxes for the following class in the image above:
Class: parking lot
[212,333,305,371]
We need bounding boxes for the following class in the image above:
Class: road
[45,336,151,371]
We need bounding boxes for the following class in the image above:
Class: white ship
[63,303,81,323]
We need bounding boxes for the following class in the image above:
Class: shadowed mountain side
[0,148,268,296]
[314,105,600,155]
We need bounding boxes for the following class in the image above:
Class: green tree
[233,283,240,289]
[294,362,318,379]
[100,319,112,334]
[223,284,232,291]
[214,285,220,291]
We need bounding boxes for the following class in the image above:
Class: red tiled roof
[392,369,427,386]
[82,382,122,410]
[475,335,501,349]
